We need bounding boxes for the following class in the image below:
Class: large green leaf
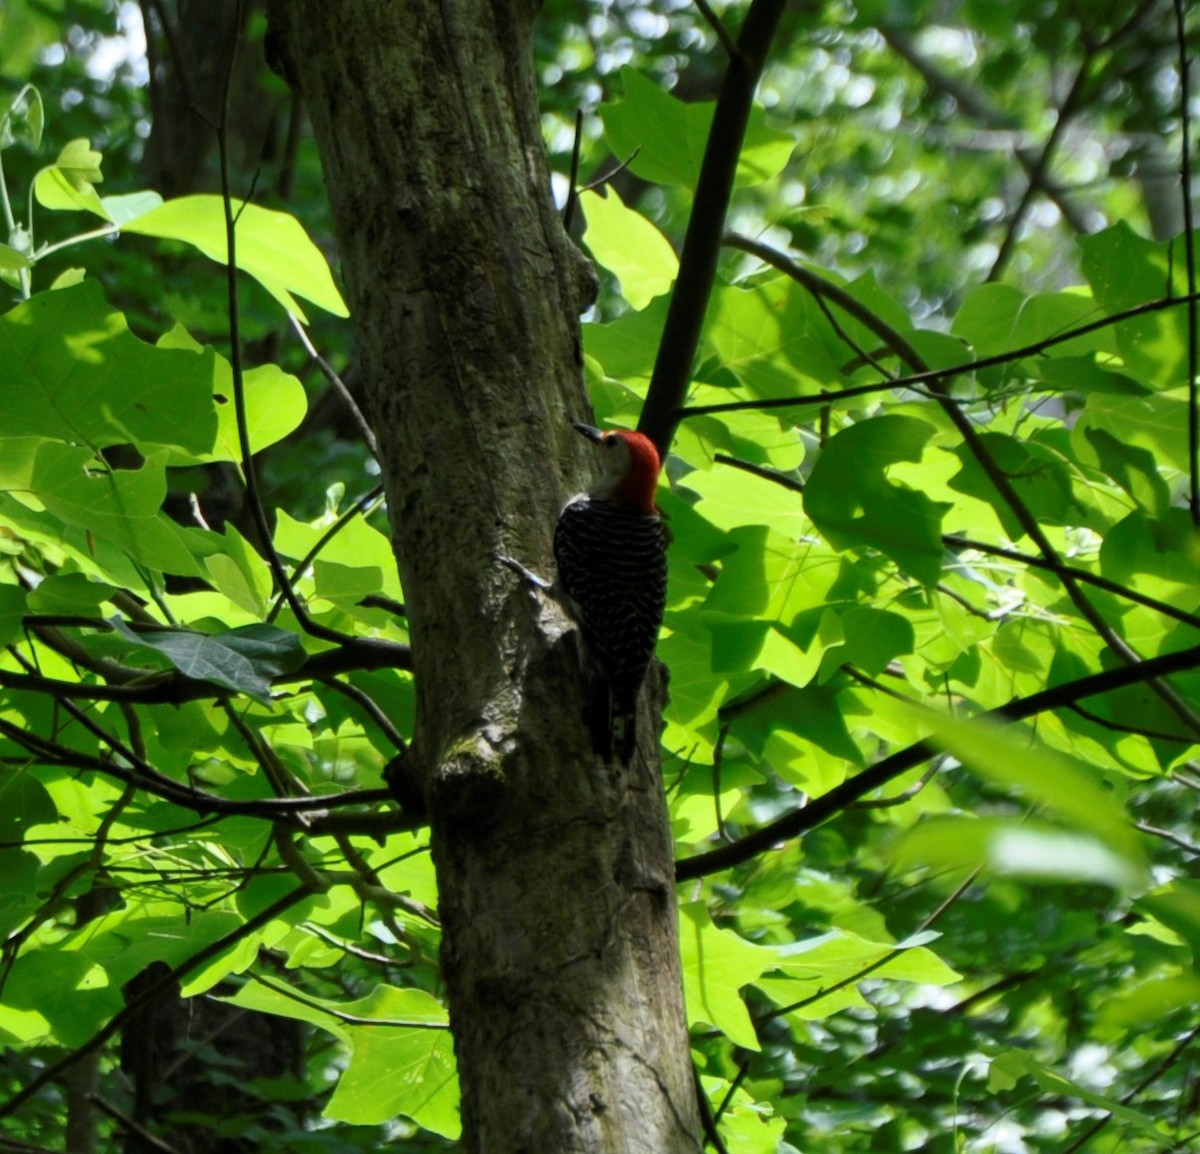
[804,414,949,584]
[108,618,307,702]
[706,277,846,398]
[762,928,960,1021]
[156,324,308,462]
[121,195,349,321]
[0,584,26,646]
[680,901,779,1050]
[893,816,1145,888]
[226,979,459,1139]
[32,444,204,576]
[580,187,677,309]
[903,705,1147,870]
[1080,222,1190,386]
[602,68,793,189]
[948,432,1076,541]
[0,282,217,454]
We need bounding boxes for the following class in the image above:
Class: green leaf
[580,187,677,309]
[583,294,669,382]
[1011,289,1106,356]
[0,243,32,270]
[313,560,385,605]
[203,524,273,616]
[698,1075,787,1153]
[156,324,307,461]
[33,139,108,218]
[1078,391,1192,480]
[86,912,246,987]
[32,444,204,576]
[26,573,114,616]
[1077,425,1170,516]
[100,190,164,226]
[680,902,778,1049]
[226,980,459,1139]
[1137,881,1200,960]
[948,432,1075,541]
[950,282,1024,357]
[988,1050,1162,1138]
[902,706,1147,870]
[0,850,41,939]
[804,414,949,584]
[273,507,402,603]
[602,68,793,189]
[1080,223,1189,386]
[1099,509,1200,587]
[684,468,807,539]
[893,816,1145,889]
[53,137,103,186]
[3,950,123,1048]
[706,277,845,398]
[0,282,218,455]
[822,606,914,678]
[0,584,26,645]
[1029,354,1150,397]
[771,928,960,1015]
[121,195,349,321]
[107,618,307,702]
[326,993,458,1138]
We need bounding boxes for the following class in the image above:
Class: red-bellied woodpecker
[502,422,668,764]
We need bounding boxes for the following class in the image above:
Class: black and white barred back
[553,493,668,762]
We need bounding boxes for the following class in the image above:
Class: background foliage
[1,1,1199,1151]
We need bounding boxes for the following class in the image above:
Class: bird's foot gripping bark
[497,552,553,595]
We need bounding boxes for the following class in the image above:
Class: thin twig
[1135,821,1200,856]
[987,49,1093,282]
[712,452,804,492]
[579,145,643,193]
[89,1097,184,1154]
[694,1060,734,1154]
[287,313,380,457]
[693,0,743,63]
[212,4,354,647]
[943,534,1200,631]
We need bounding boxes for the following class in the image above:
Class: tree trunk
[265,4,700,1152]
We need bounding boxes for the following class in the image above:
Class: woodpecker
[503,423,668,763]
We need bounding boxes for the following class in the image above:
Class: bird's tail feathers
[586,678,638,765]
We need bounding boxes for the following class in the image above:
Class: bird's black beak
[571,422,604,444]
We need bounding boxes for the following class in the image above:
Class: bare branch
[639,0,791,454]
[287,313,380,457]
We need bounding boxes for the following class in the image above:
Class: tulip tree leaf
[107,618,307,702]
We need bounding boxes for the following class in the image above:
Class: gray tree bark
[266,3,700,1151]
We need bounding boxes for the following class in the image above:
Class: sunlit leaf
[121,195,349,321]
[680,902,779,1049]
[581,187,677,309]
